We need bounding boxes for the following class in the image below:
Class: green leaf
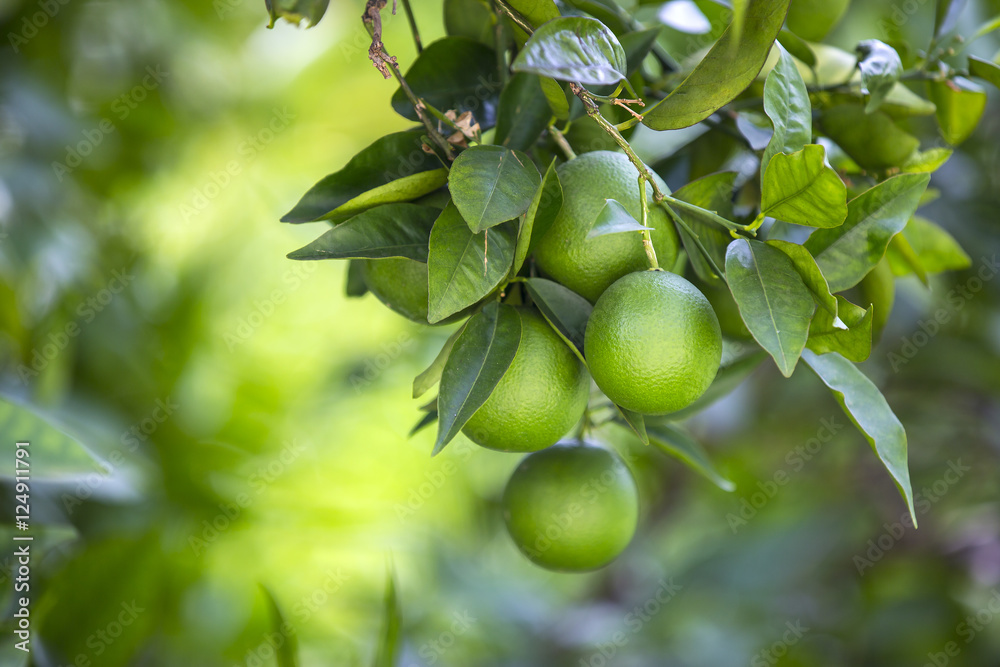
[282,129,447,224]
[856,40,903,113]
[886,233,929,286]
[287,204,439,262]
[801,349,916,525]
[761,145,848,228]
[505,0,560,30]
[427,203,517,323]
[886,216,971,276]
[346,260,368,297]
[265,0,328,27]
[444,0,497,47]
[761,45,812,183]
[785,0,848,41]
[646,422,736,492]
[805,173,930,293]
[413,325,467,399]
[619,27,663,75]
[587,199,650,238]
[969,15,1000,42]
[968,55,1000,90]
[510,160,562,279]
[614,405,648,445]
[725,238,816,377]
[260,586,298,667]
[512,17,628,86]
[391,37,500,127]
[806,295,873,362]
[495,73,551,152]
[539,77,571,120]
[0,395,104,478]
[934,0,966,36]
[373,564,402,667]
[641,0,791,130]
[669,172,736,286]
[929,77,987,145]
[901,147,953,173]
[662,351,767,421]
[776,29,816,68]
[766,240,837,316]
[435,303,522,453]
[449,145,540,233]
[523,277,592,360]
[819,104,920,171]
[409,410,439,437]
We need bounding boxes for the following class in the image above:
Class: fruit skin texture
[502,441,639,572]
[585,270,722,415]
[533,151,680,303]
[462,310,589,452]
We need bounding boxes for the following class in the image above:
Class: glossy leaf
[725,238,815,377]
[761,45,812,184]
[968,56,1000,90]
[856,40,902,112]
[801,349,916,525]
[820,105,919,170]
[427,203,517,323]
[450,145,540,233]
[373,565,402,667]
[260,586,298,667]
[588,199,650,238]
[413,324,467,399]
[435,302,522,453]
[807,296,873,362]
[886,216,971,276]
[282,129,447,224]
[642,0,791,130]
[511,160,562,278]
[761,145,847,228]
[670,172,736,285]
[391,38,500,127]
[495,73,552,151]
[805,173,929,293]
[615,405,648,445]
[646,422,736,492]
[767,240,837,316]
[523,277,592,359]
[901,147,953,173]
[512,17,629,85]
[287,204,439,262]
[929,77,987,145]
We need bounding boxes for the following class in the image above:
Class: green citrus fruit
[585,270,722,414]
[533,151,680,303]
[462,310,589,452]
[361,258,468,325]
[502,440,639,571]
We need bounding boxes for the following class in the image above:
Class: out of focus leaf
[495,73,551,151]
[444,0,497,46]
[512,17,629,86]
[410,410,439,437]
[886,216,971,276]
[776,29,816,68]
[968,55,1000,90]
[260,586,298,667]
[819,105,919,170]
[266,0,329,27]
[670,172,735,285]
[856,40,902,112]
[373,564,401,667]
[619,27,662,75]
[901,147,953,173]
[785,0,848,41]
[414,325,467,399]
[646,422,736,491]
[287,204,439,262]
[934,0,967,35]
[761,145,847,228]
[346,260,369,297]
[761,45,812,184]
[615,405,648,445]
[523,277,592,359]
[929,77,987,145]
[449,145,540,233]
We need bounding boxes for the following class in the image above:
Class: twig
[549,124,576,160]
[399,0,422,53]
[494,0,534,35]
[612,98,644,121]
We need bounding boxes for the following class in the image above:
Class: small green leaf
[588,199,651,238]
[856,40,903,113]
[614,405,648,445]
[435,303,522,454]
[427,203,517,323]
[968,56,1000,90]
[819,104,920,171]
[509,161,562,281]
[806,295,873,362]
[886,216,971,276]
[901,147,953,173]
[266,0,328,27]
[641,0,791,130]
[346,260,368,298]
[391,38,500,127]
[725,238,816,377]
[929,77,987,145]
[776,29,816,68]
[282,129,447,224]
[260,585,298,667]
[409,410,439,437]
[287,204,439,262]
[761,45,812,184]
[766,240,837,316]
[523,277,592,360]
[801,349,916,526]
[886,233,929,286]
[805,173,930,293]
[539,77,571,120]
[373,564,402,667]
[413,324,467,399]
[512,17,628,86]
[449,145,541,233]
[619,27,663,75]
[761,145,848,228]
[646,422,736,492]
[785,0,848,41]
[670,172,735,286]
[495,73,552,151]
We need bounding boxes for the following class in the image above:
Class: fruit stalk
[638,176,659,269]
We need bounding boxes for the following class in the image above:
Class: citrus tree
[270,0,994,572]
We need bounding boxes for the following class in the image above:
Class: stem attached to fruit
[638,176,659,270]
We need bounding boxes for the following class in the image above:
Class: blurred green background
[1,0,999,665]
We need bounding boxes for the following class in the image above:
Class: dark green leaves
[968,56,1000,90]
[646,422,736,492]
[855,40,903,112]
[282,130,447,224]
[510,160,562,278]
[495,73,551,151]
[287,204,438,261]
[588,199,649,238]
[801,349,916,525]
[725,238,815,377]
[805,173,930,293]
[435,303,522,453]
[391,38,500,126]
[929,77,987,145]
[427,203,516,323]
[523,277,592,359]
[761,46,811,183]
[449,145,540,232]
[512,17,629,85]
[761,145,848,228]
[642,0,791,130]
